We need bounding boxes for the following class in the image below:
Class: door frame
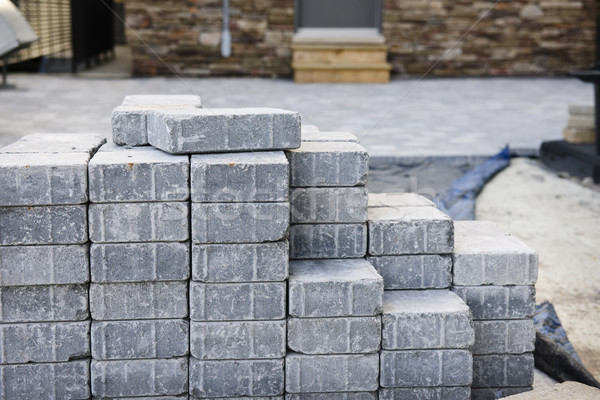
[294,0,383,32]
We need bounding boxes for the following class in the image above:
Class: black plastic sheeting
[534,302,600,388]
[434,146,511,220]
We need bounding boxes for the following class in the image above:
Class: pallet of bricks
[0,94,538,399]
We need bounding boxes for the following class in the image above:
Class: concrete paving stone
[378,387,471,400]
[290,187,368,223]
[191,320,286,360]
[0,321,90,364]
[287,142,368,187]
[190,281,286,321]
[287,316,381,354]
[569,104,594,116]
[452,285,536,320]
[90,242,190,283]
[381,290,474,351]
[285,353,379,393]
[147,107,301,154]
[0,152,89,206]
[189,358,285,398]
[286,394,376,400]
[289,223,367,259]
[473,319,535,355]
[301,131,359,143]
[288,259,383,318]
[88,146,190,202]
[0,205,87,245]
[0,244,89,286]
[192,203,289,244]
[472,353,535,388]
[453,220,509,238]
[368,193,435,208]
[0,284,88,323]
[0,132,106,155]
[368,206,454,255]
[91,319,189,360]
[90,281,188,320]
[191,152,288,202]
[567,115,594,129]
[91,358,188,398]
[192,242,288,283]
[470,387,532,400]
[89,202,189,243]
[367,255,451,290]
[0,360,90,399]
[379,350,473,388]
[453,234,538,286]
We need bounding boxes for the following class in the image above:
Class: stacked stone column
[453,221,538,400]
[0,134,106,398]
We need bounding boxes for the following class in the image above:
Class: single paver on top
[368,193,434,208]
[290,187,368,223]
[473,319,535,355]
[472,353,534,388]
[453,234,538,286]
[0,152,89,206]
[381,290,474,350]
[285,353,379,393]
[147,107,301,154]
[289,223,367,259]
[452,285,536,320]
[287,141,368,187]
[191,152,289,202]
[368,206,454,255]
[367,254,451,290]
[379,387,471,400]
[0,244,89,286]
[288,259,383,318]
[0,133,106,155]
[301,131,359,143]
[88,145,190,202]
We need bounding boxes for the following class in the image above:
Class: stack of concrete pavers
[564,105,595,144]
[453,221,538,400]
[87,143,191,398]
[0,133,106,398]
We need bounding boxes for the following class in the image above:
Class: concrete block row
[289,223,367,259]
[367,255,451,290]
[378,387,471,400]
[290,187,368,223]
[473,319,536,355]
[287,394,375,400]
[472,353,535,388]
[0,133,106,155]
[452,285,536,320]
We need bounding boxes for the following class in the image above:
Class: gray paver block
[381,290,474,350]
[191,152,289,202]
[91,358,188,397]
[301,131,359,143]
[380,350,473,387]
[89,202,189,243]
[90,281,188,320]
[147,107,301,154]
[191,320,286,360]
[470,387,532,400]
[453,234,538,286]
[0,244,88,286]
[0,152,89,206]
[473,319,535,355]
[367,255,451,290]
[289,223,367,259]
[189,358,285,398]
[91,242,190,283]
[0,205,87,245]
[0,360,90,399]
[287,394,376,400]
[190,281,286,321]
[192,202,289,244]
[287,142,368,187]
[452,286,536,320]
[0,133,106,155]
[453,220,508,237]
[472,353,535,388]
[92,319,189,360]
[368,193,434,208]
[88,146,190,202]
[288,259,383,318]
[290,187,368,223]
[192,242,288,283]
[368,206,454,255]
[0,284,88,323]
[379,387,471,400]
[0,321,90,364]
[285,353,379,393]
[287,316,381,354]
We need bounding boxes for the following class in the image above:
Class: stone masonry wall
[125,0,595,77]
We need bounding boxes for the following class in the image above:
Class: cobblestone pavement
[0,74,593,157]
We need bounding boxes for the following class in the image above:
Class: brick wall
[125,0,595,77]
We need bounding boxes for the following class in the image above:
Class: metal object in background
[0,0,37,85]
[70,0,114,72]
[295,0,382,30]
[220,0,231,58]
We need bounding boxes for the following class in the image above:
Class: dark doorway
[296,0,382,30]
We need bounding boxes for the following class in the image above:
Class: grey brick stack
[453,221,538,400]
[0,133,106,399]
[87,144,190,398]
